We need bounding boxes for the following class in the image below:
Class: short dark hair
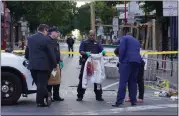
[37,24,49,32]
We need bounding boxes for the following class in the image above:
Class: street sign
[163,8,178,16]
[112,18,118,26]
[163,1,178,8]
[113,25,118,31]
[112,18,118,36]
[97,25,104,36]
[127,12,135,24]
[163,1,178,16]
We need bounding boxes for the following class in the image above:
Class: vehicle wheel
[1,72,22,105]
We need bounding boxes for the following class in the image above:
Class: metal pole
[3,1,6,50]
[124,1,127,24]
[170,17,173,76]
[124,1,127,35]
[90,2,95,31]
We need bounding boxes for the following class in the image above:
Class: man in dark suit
[25,24,57,107]
[112,32,142,107]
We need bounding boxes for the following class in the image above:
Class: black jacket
[66,37,74,46]
[25,32,57,71]
[48,36,61,63]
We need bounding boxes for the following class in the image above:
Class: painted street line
[68,103,177,115]
[102,82,119,90]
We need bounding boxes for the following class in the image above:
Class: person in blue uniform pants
[76,30,106,101]
[112,32,142,107]
[114,46,145,103]
[125,59,145,103]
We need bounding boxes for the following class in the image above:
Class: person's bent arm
[119,37,127,62]
[79,41,85,55]
[25,46,29,60]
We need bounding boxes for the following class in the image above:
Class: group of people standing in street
[25,24,64,107]
[78,31,145,107]
[24,23,145,108]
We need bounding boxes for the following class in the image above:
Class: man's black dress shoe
[37,103,48,107]
[53,97,64,101]
[131,103,137,106]
[76,97,83,101]
[112,103,123,107]
[96,98,104,101]
[45,92,52,106]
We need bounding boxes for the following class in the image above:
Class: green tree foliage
[75,3,91,34]
[75,1,120,34]
[139,1,169,50]
[94,2,116,25]
[139,1,163,18]
[6,1,77,34]
[104,1,125,7]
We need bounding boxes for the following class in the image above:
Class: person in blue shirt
[77,30,106,101]
[112,32,142,107]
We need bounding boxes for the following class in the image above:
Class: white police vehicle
[1,52,36,105]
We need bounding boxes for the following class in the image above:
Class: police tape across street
[7,49,177,91]
[1,50,178,56]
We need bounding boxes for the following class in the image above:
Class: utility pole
[124,1,127,25]
[2,1,6,50]
[90,2,95,32]
[124,0,127,35]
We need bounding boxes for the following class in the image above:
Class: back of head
[126,32,133,36]
[37,24,49,32]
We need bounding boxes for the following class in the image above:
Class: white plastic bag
[82,53,106,89]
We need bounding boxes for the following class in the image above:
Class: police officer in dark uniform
[47,27,64,101]
[66,36,75,57]
[77,30,106,101]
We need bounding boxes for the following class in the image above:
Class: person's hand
[60,61,64,69]
[102,50,107,55]
[53,67,57,71]
[86,52,91,57]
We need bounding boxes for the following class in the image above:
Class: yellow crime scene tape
[1,50,178,55]
[1,50,176,92]
[125,80,170,92]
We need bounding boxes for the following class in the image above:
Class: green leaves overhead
[94,1,116,24]
[138,1,163,16]
[75,1,119,34]
[6,1,77,33]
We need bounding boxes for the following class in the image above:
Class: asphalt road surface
[1,43,178,115]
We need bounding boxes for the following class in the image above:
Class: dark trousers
[30,70,50,104]
[137,61,145,99]
[116,62,140,104]
[128,61,145,100]
[68,45,74,57]
[47,84,60,99]
[77,62,102,99]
